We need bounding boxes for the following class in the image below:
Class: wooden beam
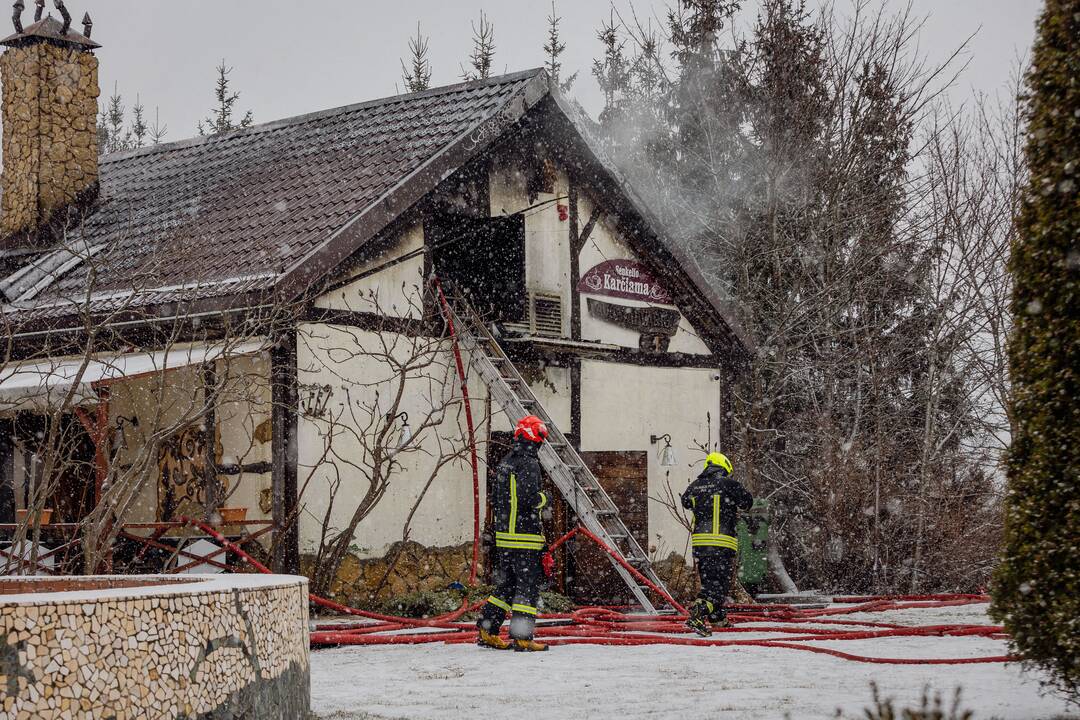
[72,388,112,506]
[570,358,582,446]
[271,331,300,574]
[0,419,14,524]
[504,338,722,370]
[568,180,602,345]
[300,307,430,338]
[202,363,219,521]
[568,182,582,341]
[574,205,602,257]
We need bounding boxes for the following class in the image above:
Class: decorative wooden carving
[157,426,227,522]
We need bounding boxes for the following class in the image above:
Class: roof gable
[2,68,750,355]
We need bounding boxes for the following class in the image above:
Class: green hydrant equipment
[736,498,770,588]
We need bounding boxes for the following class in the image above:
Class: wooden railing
[0,519,276,576]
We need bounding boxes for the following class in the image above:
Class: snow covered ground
[309,602,1077,720]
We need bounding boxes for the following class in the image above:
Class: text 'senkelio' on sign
[576,260,674,306]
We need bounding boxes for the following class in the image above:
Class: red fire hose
[186,517,1013,665]
[172,280,1017,666]
[433,277,482,587]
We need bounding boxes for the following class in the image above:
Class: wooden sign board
[577,260,674,306]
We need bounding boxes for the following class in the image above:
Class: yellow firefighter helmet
[704,452,733,475]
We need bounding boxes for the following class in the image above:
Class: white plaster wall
[489,159,572,336]
[107,363,205,526]
[315,223,426,318]
[106,352,273,529]
[295,323,493,558]
[577,194,711,355]
[527,365,571,430]
[212,354,273,522]
[580,361,723,561]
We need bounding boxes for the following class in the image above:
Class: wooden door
[568,451,648,605]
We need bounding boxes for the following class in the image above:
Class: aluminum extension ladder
[440,291,673,613]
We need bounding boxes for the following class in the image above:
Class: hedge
[990,0,1080,696]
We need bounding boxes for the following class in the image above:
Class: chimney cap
[1,12,99,49]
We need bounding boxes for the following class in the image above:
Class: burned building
[0,11,750,603]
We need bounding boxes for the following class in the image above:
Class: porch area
[0,338,300,577]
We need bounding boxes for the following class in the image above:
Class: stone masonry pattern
[0,579,310,720]
[1,42,99,238]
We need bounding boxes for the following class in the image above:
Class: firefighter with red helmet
[681,451,753,636]
[476,415,551,652]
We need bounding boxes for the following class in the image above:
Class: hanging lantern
[651,433,677,467]
[397,413,413,450]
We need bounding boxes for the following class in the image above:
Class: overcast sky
[39,0,1044,141]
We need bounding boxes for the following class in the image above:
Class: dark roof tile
[19,70,539,307]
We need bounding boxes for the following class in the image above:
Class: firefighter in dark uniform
[681,452,753,636]
[476,415,551,652]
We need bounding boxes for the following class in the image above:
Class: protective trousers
[692,546,737,621]
[478,547,542,640]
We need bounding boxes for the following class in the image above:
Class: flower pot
[217,507,247,524]
[16,508,53,525]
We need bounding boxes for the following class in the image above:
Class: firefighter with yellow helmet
[680,451,753,636]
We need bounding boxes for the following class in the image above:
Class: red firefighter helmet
[514,415,549,444]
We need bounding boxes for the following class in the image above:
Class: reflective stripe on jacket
[491,439,546,551]
[681,465,753,551]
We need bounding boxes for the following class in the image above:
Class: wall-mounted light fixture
[389,411,412,451]
[650,433,677,467]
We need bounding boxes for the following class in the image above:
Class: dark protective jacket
[490,439,548,551]
[681,465,753,550]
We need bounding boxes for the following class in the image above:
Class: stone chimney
[0,1,100,246]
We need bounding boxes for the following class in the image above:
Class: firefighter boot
[512,638,549,652]
[685,600,713,637]
[477,628,512,650]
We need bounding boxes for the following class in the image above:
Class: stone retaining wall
[0,574,309,719]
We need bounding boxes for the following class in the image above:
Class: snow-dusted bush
[991,0,1080,697]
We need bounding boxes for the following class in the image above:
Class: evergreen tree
[665,0,746,218]
[97,85,164,155]
[198,60,254,136]
[543,1,577,92]
[400,22,432,93]
[667,0,739,70]
[991,0,1080,695]
[97,84,131,156]
[592,13,632,130]
[130,96,148,148]
[149,107,168,145]
[463,11,495,81]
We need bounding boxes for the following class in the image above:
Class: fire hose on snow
[186,516,1013,665]
[172,276,1017,666]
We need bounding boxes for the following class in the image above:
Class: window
[429,215,526,323]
